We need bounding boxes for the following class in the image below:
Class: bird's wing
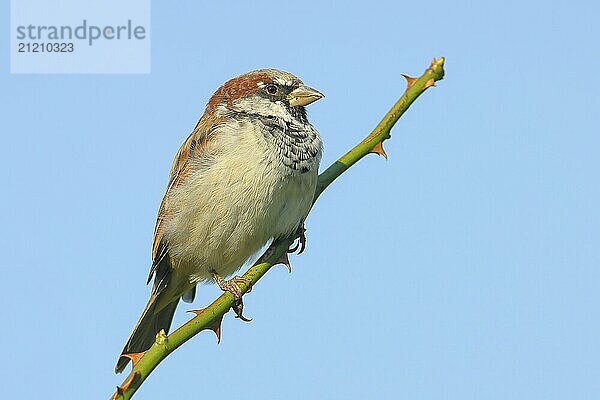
[147,115,222,293]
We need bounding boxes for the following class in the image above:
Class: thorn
[121,372,140,392]
[207,315,224,343]
[424,78,436,89]
[155,329,168,346]
[370,141,388,159]
[401,74,418,89]
[190,310,224,342]
[121,352,145,367]
[112,386,124,400]
[277,251,292,273]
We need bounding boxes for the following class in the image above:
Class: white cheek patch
[269,101,294,122]
[232,96,294,123]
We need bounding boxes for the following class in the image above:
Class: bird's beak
[288,85,324,107]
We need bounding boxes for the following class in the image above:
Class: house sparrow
[116,69,323,373]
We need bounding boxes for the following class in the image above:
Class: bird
[115,69,324,373]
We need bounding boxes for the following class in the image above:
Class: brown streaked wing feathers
[146,70,276,287]
[146,115,220,287]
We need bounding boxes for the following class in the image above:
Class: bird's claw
[233,298,252,322]
[287,224,307,255]
[212,272,253,322]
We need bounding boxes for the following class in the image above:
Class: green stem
[110,57,445,400]
[316,57,445,197]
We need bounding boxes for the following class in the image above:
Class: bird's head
[206,69,324,125]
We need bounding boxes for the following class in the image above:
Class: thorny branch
[110,57,446,400]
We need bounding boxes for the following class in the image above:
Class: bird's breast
[163,120,319,282]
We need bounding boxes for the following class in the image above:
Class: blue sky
[1,1,599,398]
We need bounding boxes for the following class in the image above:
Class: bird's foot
[287,223,307,255]
[212,272,252,298]
[254,224,307,274]
[212,272,253,322]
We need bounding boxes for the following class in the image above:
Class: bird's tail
[115,293,179,373]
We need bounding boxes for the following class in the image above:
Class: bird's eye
[266,84,278,95]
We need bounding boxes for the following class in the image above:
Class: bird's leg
[211,271,252,322]
[287,222,307,255]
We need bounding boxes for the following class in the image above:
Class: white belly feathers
[163,120,318,284]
